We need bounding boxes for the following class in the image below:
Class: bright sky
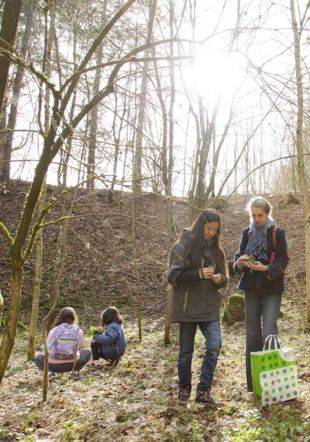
[10,0,310,196]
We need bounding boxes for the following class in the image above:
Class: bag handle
[263,334,282,350]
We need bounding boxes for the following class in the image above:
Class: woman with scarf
[234,196,289,392]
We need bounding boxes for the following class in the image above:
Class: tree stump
[279,193,300,208]
[222,291,245,325]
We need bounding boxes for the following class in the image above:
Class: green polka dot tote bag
[250,335,299,404]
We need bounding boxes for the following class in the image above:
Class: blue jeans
[34,349,91,373]
[178,320,221,390]
[245,290,282,391]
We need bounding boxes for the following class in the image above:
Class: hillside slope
[0,181,305,324]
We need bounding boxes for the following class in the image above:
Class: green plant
[85,325,100,337]
[61,421,83,441]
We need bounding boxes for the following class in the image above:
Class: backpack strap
[271,226,277,248]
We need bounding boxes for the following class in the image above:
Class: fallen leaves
[0,310,309,441]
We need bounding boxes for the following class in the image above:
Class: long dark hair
[180,210,227,276]
[101,306,124,326]
[53,307,79,327]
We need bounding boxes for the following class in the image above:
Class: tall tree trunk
[163,0,176,344]
[57,28,78,187]
[27,0,54,361]
[131,192,142,340]
[132,0,157,193]
[166,0,175,243]
[0,0,34,183]
[27,184,46,361]
[86,2,107,190]
[110,84,128,201]
[290,0,310,322]
[42,203,71,401]
[0,262,23,378]
[190,100,217,218]
[0,0,22,116]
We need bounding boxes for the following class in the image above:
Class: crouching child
[90,306,126,368]
[34,307,91,379]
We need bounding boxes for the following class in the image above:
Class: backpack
[247,226,277,262]
[49,323,80,360]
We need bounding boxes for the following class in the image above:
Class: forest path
[0,297,309,442]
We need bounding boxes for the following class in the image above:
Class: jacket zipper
[183,288,189,313]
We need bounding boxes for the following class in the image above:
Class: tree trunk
[110,84,128,200]
[190,100,217,218]
[0,0,22,116]
[163,0,176,344]
[290,0,310,322]
[27,183,46,361]
[0,0,34,183]
[86,2,107,190]
[132,0,157,193]
[0,262,23,383]
[166,0,175,244]
[43,210,70,401]
[131,192,142,340]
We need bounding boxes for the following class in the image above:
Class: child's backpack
[49,323,80,360]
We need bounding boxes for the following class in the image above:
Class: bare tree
[0,0,22,116]
[0,0,34,182]
[86,2,108,190]
[132,0,157,193]
[290,0,310,322]
[0,0,137,384]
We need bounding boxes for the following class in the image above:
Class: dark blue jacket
[93,322,126,360]
[233,226,289,294]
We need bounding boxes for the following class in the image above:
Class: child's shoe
[178,385,191,402]
[87,361,100,369]
[110,358,121,369]
[71,370,80,380]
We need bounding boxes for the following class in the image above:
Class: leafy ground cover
[0,295,309,442]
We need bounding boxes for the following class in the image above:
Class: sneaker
[195,388,221,407]
[71,370,80,380]
[110,358,121,369]
[87,361,101,369]
[48,371,56,379]
[178,385,191,402]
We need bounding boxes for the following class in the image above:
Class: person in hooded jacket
[89,306,126,368]
[167,210,228,405]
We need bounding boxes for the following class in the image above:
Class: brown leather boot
[195,387,223,407]
[178,385,191,402]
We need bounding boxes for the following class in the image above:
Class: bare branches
[0,221,13,245]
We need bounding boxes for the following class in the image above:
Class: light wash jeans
[178,320,221,390]
[245,289,282,391]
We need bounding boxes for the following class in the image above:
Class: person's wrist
[215,274,223,284]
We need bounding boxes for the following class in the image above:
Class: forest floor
[1,184,310,440]
[0,296,309,442]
